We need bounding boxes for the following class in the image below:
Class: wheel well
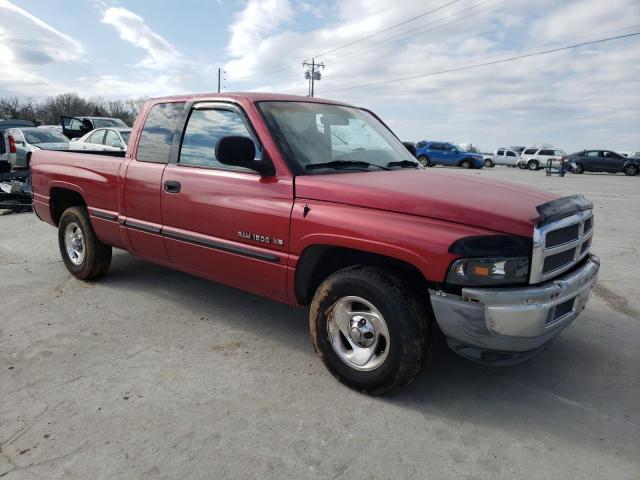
[50,188,86,226]
[295,245,428,305]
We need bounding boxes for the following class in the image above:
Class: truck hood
[295,169,557,237]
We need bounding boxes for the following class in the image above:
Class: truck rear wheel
[528,159,539,170]
[58,206,112,280]
[309,266,429,394]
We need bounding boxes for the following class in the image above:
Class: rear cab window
[136,102,186,163]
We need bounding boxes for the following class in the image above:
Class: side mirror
[215,136,275,176]
[402,142,417,158]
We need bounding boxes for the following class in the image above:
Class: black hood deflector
[536,195,593,225]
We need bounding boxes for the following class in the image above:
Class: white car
[69,127,131,152]
[517,147,566,171]
[490,148,520,167]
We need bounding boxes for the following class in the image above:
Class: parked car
[69,128,132,152]
[415,141,484,169]
[517,147,566,171]
[628,151,640,158]
[487,148,520,167]
[30,92,599,394]
[567,150,639,176]
[61,116,129,139]
[0,119,34,172]
[4,127,69,169]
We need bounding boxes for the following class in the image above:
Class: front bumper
[429,255,600,364]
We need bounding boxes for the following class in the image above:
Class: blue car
[415,141,484,169]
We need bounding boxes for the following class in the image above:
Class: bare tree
[1,93,146,126]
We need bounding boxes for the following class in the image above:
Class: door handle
[163,180,181,193]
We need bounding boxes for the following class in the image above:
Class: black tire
[418,155,434,167]
[573,163,584,174]
[484,159,494,168]
[58,206,112,280]
[309,266,429,395]
[623,164,638,176]
[460,159,472,169]
[527,159,539,171]
[518,162,527,169]
[0,161,10,173]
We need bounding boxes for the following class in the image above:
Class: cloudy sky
[0,0,638,151]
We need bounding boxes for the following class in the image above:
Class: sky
[0,0,639,152]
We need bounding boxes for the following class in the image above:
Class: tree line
[0,93,146,127]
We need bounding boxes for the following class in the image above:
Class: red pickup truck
[31,93,600,394]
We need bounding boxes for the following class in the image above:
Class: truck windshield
[259,101,417,173]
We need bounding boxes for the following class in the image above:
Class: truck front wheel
[58,206,112,280]
[309,266,429,394]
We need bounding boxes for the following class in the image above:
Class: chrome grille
[530,210,593,284]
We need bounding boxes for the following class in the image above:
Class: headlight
[446,257,529,286]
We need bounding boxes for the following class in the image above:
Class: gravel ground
[1,167,639,479]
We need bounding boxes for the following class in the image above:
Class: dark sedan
[568,150,638,176]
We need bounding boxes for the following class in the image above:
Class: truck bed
[30,149,125,230]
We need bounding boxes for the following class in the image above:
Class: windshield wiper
[387,160,420,168]
[305,160,389,171]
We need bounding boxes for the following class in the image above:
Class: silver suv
[518,147,566,171]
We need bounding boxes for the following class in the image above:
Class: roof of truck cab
[147,92,355,107]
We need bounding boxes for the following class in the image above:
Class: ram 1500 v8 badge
[30,93,599,394]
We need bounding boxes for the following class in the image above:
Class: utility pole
[303,58,324,97]
[217,68,221,93]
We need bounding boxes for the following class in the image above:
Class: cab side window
[179,108,260,169]
[506,151,516,157]
[136,102,185,163]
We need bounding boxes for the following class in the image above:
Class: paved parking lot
[1,167,639,479]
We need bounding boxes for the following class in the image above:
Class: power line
[318,32,640,94]
[312,0,463,60]
[229,0,464,81]
[320,0,505,65]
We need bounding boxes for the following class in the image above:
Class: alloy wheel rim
[64,222,85,265]
[327,296,390,371]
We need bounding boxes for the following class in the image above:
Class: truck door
[123,101,185,262]
[160,102,292,301]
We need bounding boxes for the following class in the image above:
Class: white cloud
[227,0,294,58]
[0,0,84,64]
[0,0,84,95]
[223,0,640,151]
[101,6,183,69]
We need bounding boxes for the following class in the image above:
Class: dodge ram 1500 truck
[31,93,600,394]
